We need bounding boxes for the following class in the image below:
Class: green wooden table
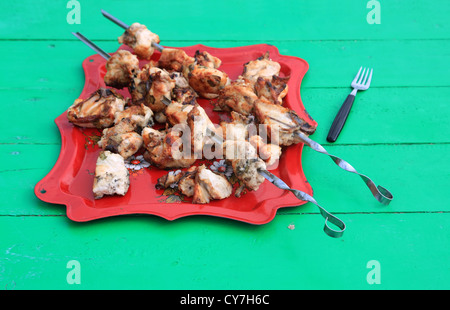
[1,0,449,291]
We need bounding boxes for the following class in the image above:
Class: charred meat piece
[118,23,160,60]
[93,151,130,199]
[165,101,195,126]
[104,50,140,89]
[187,104,222,157]
[142,126,196,169]
[158,48,195,72]
[187,65,229,99]
[178,166,198,197]
[67,88,125,128]
[98,118,143,159]
[220,111,256,141]
[192,165,232,204]
[130,65,176,114]
[242,52,281,85]
[223,140,266,191]
[194,50,221,69]
[114,103,154,130]
[215,78,258,115]
[253,98,317,146]
[254,75,290,105]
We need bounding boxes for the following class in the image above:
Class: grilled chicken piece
[223,140,266,191]
[242,51,281,85]
[156,169,184,189]
[194,50,221,69]
[215,78,258,115]
[104,50,140,89]
[114,103,154,130]
[118,23,160,60]
[187,65,230,99]
[67,88,125,128]
[249,135,281,169]
[93,151,130,199]
[130,65,176,115]
[165,101,195,126]
[254,98,317,146]
[254,75,290,105]
[178,166,198,197]
[158,48,195,72]
[220,111,256,141]
[187,104,222,158]
[192,165,232,204]
[141,126,196,169]
[98,118,143,159]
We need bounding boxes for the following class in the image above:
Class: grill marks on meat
[254,98,316,146]
[104,50,140,89]
[130,65,176,115]
[158,48,195,72]
[118,23,160,60]
[215,78,258,115]
[67,88,125,128]
[141,126,196,169]
[156,165,232,204]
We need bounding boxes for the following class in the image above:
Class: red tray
[34,44,317,224]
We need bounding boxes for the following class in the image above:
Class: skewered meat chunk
[249,135,281,169]
[93,151,130,199]
[187,104,222,158]
[220,111,256,141]
[178,166,198,197]
[194,50,221,69]
[165,101,195,126]
[215,78,258,115]
[130,65,176,115]
[114,103,154,130]
[254,75,290,105]
[223,140,266,191]
[67,88,125,128]
[254,98,317,146]
[242,51,281,84]
[98,118,144,159]
[142,126,196,169]
[104,50,140,89]
[187,65,230,99]
[192,165,232,204]
[118,23,160,60]
[158,48,195,72]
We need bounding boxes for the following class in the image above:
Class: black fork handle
[327,93,355,143]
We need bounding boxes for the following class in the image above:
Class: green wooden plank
[1,213,449,289]
[0,1,448,41]
[1,143,449,215]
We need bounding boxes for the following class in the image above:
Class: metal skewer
[295,131,393,205]
[101,9,164,52]
[207,128,346,238]
[71,32,111,60]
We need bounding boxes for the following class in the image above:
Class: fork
[326,67,373,143]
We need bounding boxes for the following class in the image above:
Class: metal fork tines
[327,67,373,143]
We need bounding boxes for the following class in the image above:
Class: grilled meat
[93,151,130,199]
[242,52,281,85]
[118,23,160,60]
[223,140,266,191]
[187,65,229,99]
[67,88,125,128]
[104,50,140,89]
[158,48,195,72]
[98,118,143,159]
[253,98,317,146]
[215,78,258,115]
[141,126,196,169]
[254,75,289,105]
[130,65,176,115]
[192,165,232,204]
